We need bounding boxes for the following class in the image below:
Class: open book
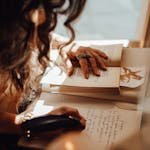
[41,44,123,95]
[41,45,148,103]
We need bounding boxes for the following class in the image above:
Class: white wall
[54,0,148,40]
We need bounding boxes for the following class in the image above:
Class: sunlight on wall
[54,0,145,40]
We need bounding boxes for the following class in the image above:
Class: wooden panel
[144,15,150,47]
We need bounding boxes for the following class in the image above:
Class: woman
[0,0,108,136]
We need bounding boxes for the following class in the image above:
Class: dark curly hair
[0,0,86,90]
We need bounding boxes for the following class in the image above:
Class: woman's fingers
[85,50,100,76]
[62,107,86,128]
[79,58,89,79]
[49,106,86,128]
[66,51,80,76]
[66,62,74,76]
[93,48,108,60]
[67,51,80,66]
[66,46,108,78]
[90,50,107,71]
[67,51,75,60]
[65,57,74,76]
[75,49,89,79]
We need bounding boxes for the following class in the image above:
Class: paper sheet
[41,66,120,88]
[79,106,141,149]
[30,93,142,149]
[120,67,145,88]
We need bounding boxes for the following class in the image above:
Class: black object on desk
[21,115,84,140]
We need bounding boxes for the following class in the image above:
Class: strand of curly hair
[0,0,86,91]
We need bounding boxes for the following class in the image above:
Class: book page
[41,66,120,88]
[90,44,123,67]
[79,107,141,149]
[120,67,146,88]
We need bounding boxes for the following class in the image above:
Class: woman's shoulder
[0,70,20,93]
[0,71,10,91]
[0,71,22,113]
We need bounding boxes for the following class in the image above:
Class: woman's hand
[16,106,86,138]
[16,106,86,128]
[34,106,86,138]
[66,46,108,79]
[49,106,86,128]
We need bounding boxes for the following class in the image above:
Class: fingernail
[67,71,72,76]
[104,55,108,59]
[67,68,74,76]
[105,56,108,59]
[84,74,89,79]
[95,73,100,76]
[95,70,100,76]
[103,67,107,71]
